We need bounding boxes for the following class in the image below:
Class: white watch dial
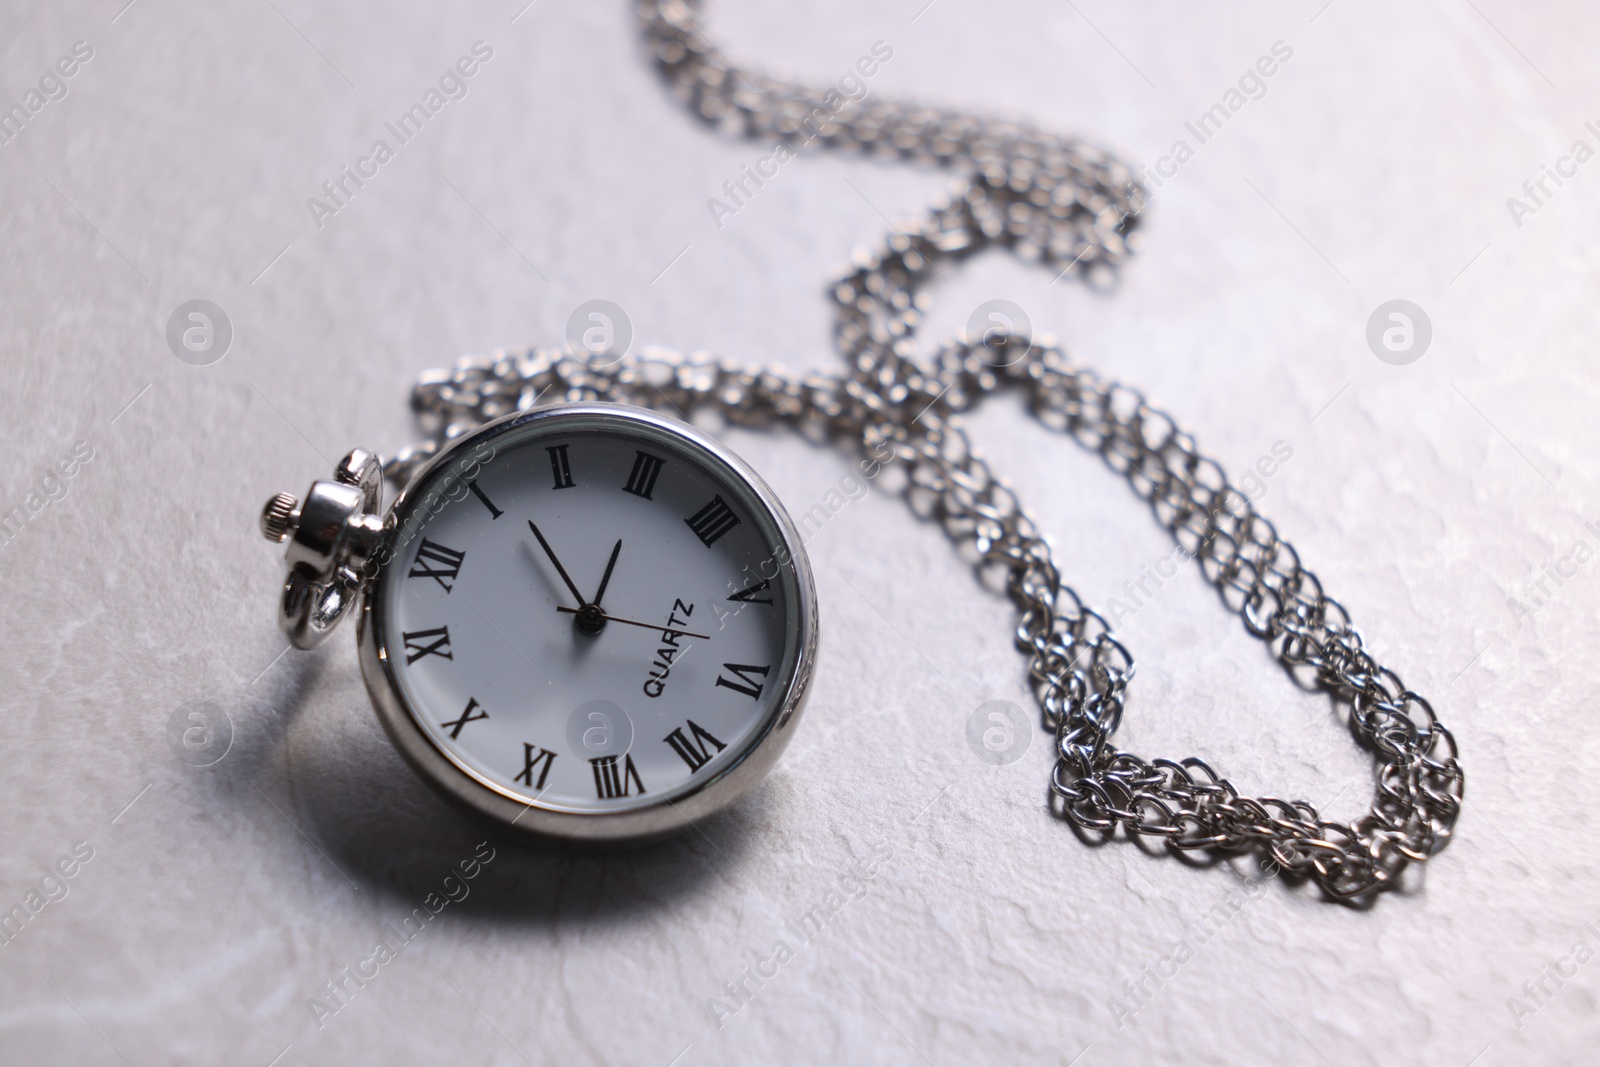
[376,411,801,814]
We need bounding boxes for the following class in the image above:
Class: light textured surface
[2,1,1597,1064]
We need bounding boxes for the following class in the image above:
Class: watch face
[363,404,813,837]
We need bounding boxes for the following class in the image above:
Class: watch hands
[554,605,710,640]
[591,539,622,606]
[527,520,589,607]
[530,525,655,638]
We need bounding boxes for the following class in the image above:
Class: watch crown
[260,492,299,543]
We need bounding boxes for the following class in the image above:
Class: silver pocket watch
[260,403,817,845]
[251,0,1465,894]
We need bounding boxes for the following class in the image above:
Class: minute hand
[554,606,710,640]
[527,521,588,606]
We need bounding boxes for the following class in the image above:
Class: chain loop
[389,0,1462,900]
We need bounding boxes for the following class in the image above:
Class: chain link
[390,0,1462,899]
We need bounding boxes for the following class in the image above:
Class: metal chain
[388,0,1462,899]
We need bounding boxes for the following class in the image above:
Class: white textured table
[2,2,1596,1064]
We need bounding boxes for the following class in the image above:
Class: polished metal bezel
[356,402,818,846]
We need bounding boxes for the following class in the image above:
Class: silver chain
[387,0,1462,899]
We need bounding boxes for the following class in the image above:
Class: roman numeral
[685,495,740,547]
[402,626,452,665]
[622,451,665,499]
[547,444,575,490]
[441,696,489,739]
[514,743,557,790]
[715,662,770,700]
[590,754,646,799]
[467,480,502,519]
[409,539,466,592]
[728,577,773,604]
[664,719,727,773]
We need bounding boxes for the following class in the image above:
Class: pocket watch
[253,0,1465,894]
[259,403,817,845]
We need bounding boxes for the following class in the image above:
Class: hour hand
[527,521,588,607]
[591,539,622,607]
